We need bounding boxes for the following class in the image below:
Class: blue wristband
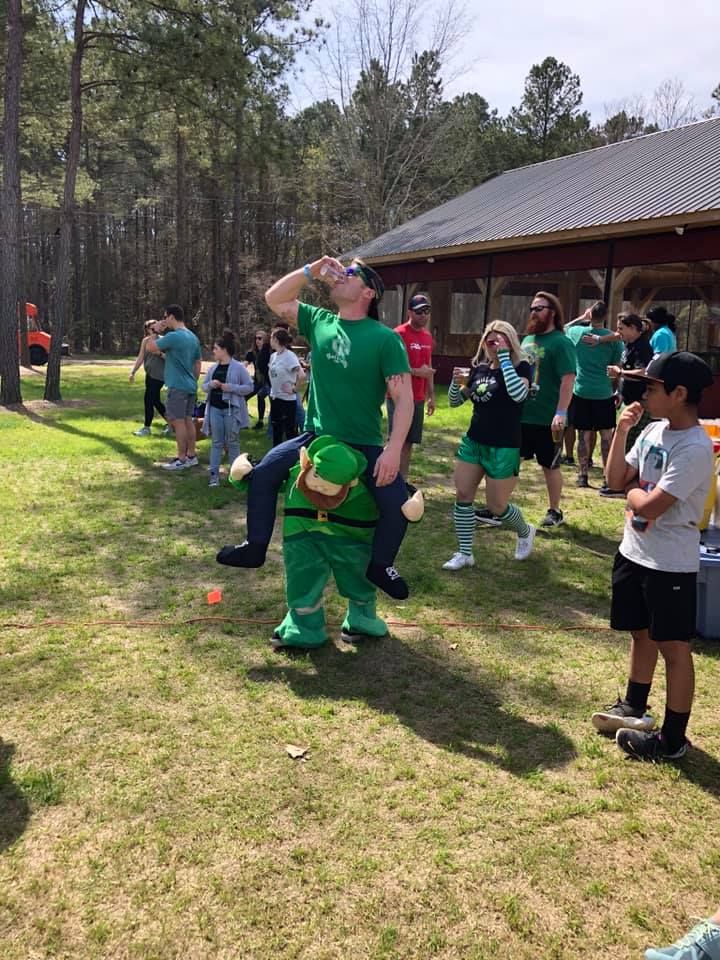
[303,264,313,282]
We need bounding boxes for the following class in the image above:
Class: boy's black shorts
[520,423,559,470]
[610,551,697,642]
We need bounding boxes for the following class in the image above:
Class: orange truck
[21,302,70,365]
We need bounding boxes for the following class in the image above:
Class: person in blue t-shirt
[147,304,202,471]
[646,305,678,356]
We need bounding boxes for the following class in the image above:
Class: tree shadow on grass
[0,742,30,852]
[246,633,577,776]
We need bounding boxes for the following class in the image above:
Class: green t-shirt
[566,326,623,400]
[297,303,410,446]
[520,329,577,426]
[155,328,201,393]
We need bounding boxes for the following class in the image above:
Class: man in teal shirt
[565,301,623,490]
[147,304,202,471]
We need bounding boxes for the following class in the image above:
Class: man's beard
[527,314,553,334]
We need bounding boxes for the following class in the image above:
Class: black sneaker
[474,507,502,527]
[540,508,564,527]
[598,485,625,498]
[340,628,388,643]
[366,562,409,600]
[591,698,655,735]
[616,728,689,762]
[216,540,267,568]
[575,475,589,488]
[559,456,575,466]
[252,421,264,431]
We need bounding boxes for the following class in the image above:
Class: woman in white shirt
[268,327,304,447]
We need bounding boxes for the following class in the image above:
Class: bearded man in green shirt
[520,291,577,528]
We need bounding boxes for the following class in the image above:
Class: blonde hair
[472,320,525,366]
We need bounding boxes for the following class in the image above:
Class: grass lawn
[1,364,719,960]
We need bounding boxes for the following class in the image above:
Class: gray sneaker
[591,698,655,735]
[133,426,151,436]
[162,458,187,471]
[208,474,220,488]
[540,508,564,527]
[185,455,199,467]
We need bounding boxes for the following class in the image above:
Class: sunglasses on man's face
[345,265,367,282]
[529,304,550,313]
[412,306,431,315]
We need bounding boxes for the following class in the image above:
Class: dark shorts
[569,395,616,431]
[387,398,424,445]
[166,388,196,421]
[610,551,697,642]
[520,423,560,470]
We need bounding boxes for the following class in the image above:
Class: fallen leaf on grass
[285,744,309,760]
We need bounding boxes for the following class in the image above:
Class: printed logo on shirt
[471,375,497,404]
[327,332,351,368]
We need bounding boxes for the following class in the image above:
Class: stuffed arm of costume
[497,350,529,402]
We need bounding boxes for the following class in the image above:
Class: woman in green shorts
[443,320,535,570]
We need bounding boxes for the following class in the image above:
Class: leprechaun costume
[223,436,388,650]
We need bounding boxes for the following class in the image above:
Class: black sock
[625,680,651,713]
[661,707,690,751]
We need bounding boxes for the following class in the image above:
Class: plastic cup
[455,367,471,387]
[551,425,565,443]
[319,264,345,283]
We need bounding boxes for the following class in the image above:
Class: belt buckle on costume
[317,511,329,522]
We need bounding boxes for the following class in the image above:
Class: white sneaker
[442,552,475,571]
[133,426,151,436]
[162,458,187,471]
[514,524,536,561]
[185,455,199,467]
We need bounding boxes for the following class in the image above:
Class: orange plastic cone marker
[207,589,222,605]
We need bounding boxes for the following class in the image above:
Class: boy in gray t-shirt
[591,352,714,762]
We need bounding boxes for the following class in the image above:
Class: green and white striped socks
[453,502,475,556]
[497,502,530,537]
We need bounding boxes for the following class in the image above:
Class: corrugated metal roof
[351,118,720,261]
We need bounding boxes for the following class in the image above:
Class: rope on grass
[0,615,612,632]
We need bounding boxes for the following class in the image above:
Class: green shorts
[456,435,520,479]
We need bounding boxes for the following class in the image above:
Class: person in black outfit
[607,313,654,452]
[245,329,271,430]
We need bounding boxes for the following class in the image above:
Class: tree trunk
[175,122,188,308]
[45,0,86,402]
[0,0,24,405]
[228,105,244,326]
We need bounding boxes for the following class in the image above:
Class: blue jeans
[209,406,240,476]
[245,433,408,567]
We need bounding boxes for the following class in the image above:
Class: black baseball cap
[624,351,714,393]
[352,261,384,303]
[408,294,431,312]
